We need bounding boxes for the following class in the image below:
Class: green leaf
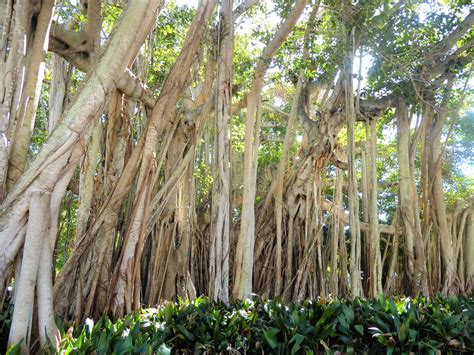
[399,323,408,343]
[176,324,195,341]
[378,293,386,306]
[97,330,109,353]
[408,329,417,342]
[342,304,355,324]
[446,314,462,327]
[114,334,133,354]
[387,344,395,355]
[354,324,364,335]
[6,341,22,355]
[290,334,305,355]
[263,328,279,349]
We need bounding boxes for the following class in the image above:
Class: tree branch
[321,198,397,235]
[233,0,260,22]
[49,22,156,109]
[431,10,474,56]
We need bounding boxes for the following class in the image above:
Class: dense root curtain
[0,0,162,349]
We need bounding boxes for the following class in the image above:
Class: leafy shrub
[3,295,474,354]
[0,297,13,354]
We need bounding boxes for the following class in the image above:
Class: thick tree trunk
[273,2,319,297]
[143,69,214,305]
[252,106,344,299]
[54,92,131,320]
[34,46,72,348]
[420,104,433,289]
[384,210,400,294]
[361,148,370,294]
[37,172,73,347]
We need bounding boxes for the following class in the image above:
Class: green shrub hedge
[4,295,474,354]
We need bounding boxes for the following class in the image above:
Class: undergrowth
[3,295,474,354]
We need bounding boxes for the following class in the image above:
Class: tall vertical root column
[232,0,308,300]
[8,191,50,350]
[2,0,164,348]
[368,119,382,296]
[0,0,32,197]
[429,83,456,295]
[465,210,474,293]
[110,0,217,316]
[396,103,428,295]
[75,120,103,242]
[210,0,233,303]
[277,77,304,299]
[344,39,363,298]
[331,168,343,296]
[7,0,55,190]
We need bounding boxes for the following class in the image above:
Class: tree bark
[465,210,474,293]
[396,103,429,295]
[232,0,308,300]
[109,0,216,316]
[276,78,304,297]
[331,167,343,296]
[210,0,233,303]
[345,35,363,298]
[75,120,103,242]
[1,0,163,347]
[7,0,55,190]
[429,82,456,294]
[8,191,50,350]
[0,0,32,199]
[368,119,382,296]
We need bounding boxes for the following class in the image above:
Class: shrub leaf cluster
[3,295,474,354]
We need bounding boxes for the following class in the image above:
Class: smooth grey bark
[344,36,363,298]
[0,0,32,199]
[396,103,429,295]
[48,54,69,133]
[7,0,55,190]
[75,120,103,242]
[331,168,343,296]
[210,0,233,303]
[465,210,474,292]
[368,119,382,296]
[430,83,456,294]
[8,191,50,350]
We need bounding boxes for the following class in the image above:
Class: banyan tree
[0,0,472,350]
